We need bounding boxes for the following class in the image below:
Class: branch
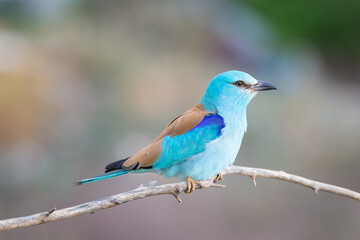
[1,165,359,231]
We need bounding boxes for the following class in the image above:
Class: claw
[213,173,224,183]
[185,176,201,194]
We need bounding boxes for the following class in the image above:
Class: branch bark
[1,165,359,231]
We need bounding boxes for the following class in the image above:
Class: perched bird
[76,70,277,193]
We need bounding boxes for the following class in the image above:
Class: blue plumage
[75,170,127,185]
[153,115,224,169]
[193,115,225,137]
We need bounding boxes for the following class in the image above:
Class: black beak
[250,80,277,91]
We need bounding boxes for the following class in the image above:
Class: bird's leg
[185,176,202,194]
[213,173,224,183]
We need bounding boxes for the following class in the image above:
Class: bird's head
[200,70,277,114]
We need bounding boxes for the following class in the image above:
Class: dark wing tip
[105,157,130,173]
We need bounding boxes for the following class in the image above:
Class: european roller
[76,71,277,193]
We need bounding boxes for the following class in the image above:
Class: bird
[75,70,277,193]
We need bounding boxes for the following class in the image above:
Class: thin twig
[0,165,359,231]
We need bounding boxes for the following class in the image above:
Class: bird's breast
[177,116,247,180]
[208,117,247,163]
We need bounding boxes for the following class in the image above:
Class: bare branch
[1,165,359,231]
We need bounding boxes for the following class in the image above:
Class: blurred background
[0,0,360,239]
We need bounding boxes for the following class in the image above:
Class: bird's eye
[234,81,244,87]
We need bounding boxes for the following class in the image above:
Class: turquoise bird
[76,71,277,193]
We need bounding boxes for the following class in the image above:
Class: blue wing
[152,115,225,169]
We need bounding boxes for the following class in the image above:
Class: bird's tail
[74,170,128,185]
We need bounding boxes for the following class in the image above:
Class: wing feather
[118,104,224,171]
[152,114,224,169]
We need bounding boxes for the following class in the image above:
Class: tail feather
[75,170,127,185]
[76,157,154,185]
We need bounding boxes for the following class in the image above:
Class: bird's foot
[185,176,202,194]
[213,173,224,183]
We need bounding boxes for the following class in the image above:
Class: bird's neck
[220,102,248,135]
